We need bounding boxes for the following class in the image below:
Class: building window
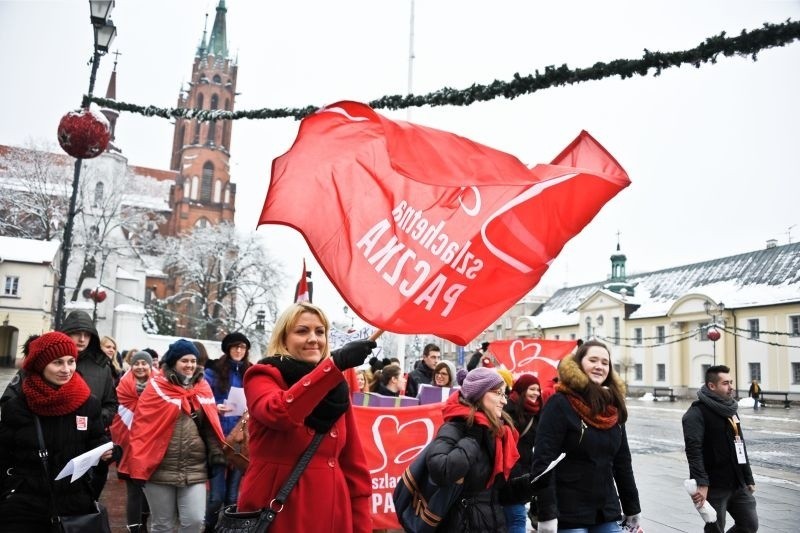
[699,322,709,341]
[570,333,576,340]
[792,363,800,384]
[585,317,592,338]
[657,363,666,382]
[191,176,199,199]
[613,364,621,376]
[701,364,711,380]
[634,364,643,381]
[93,181,104,207]
[749,362,761,382]
[656,325,665,344]
[212,74,221,83]
[201,162,214,203]
[748,319,760,340]
[214,179,222,203]
[554,334,560,340]
[197,94,204,110]
[194,217,210,229]
[3,276,20,296]
[634,328,643,345]
[790,315,800,337]
[613,317,620,345]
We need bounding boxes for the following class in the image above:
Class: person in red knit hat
[0,331,113,532]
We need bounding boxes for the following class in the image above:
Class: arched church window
[201,162,213,202]
[214,179,222,203]
[93,181,104,207]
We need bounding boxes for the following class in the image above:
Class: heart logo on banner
[508,339,562,374]
[370,415,435,474]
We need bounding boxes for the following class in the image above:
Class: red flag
[489,339,576,386]
[294,259,310,303]
[352,402,446,529]
[260,101,630,345]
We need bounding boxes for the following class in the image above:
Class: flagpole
[406,0,415,121]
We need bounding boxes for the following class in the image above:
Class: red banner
[353,402,446,529]
[260,101,630,344]
[489,339,576,386]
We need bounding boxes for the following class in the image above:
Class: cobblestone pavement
[3,369,798,532]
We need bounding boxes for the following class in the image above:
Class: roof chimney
[766,239,778,249]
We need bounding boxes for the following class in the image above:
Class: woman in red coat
[238,302,376,532]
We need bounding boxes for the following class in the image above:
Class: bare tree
[0,141,72,240]
[157,223,285,340]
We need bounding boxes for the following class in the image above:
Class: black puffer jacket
[682,400,754,489]
[426,419,506,532]
[60,311,118,427]
[531,356,640,528]
[0,392,108,529]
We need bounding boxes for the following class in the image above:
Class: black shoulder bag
[33,415,112,533]
[215,431,325,533]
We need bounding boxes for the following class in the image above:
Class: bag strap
[519,416,535,438]
[261,431,325,525]
[33,415,61,525]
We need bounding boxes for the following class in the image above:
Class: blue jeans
[503,503,528,533]
[560,521,623,533]
[704,485,758,533]
[205,464,243,528]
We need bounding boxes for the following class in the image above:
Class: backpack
[393,444,464,532]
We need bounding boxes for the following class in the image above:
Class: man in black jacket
[60,309,119,499]
[405,343,441,398]
[682,365,758,532]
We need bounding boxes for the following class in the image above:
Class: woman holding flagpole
[237,302,376,533]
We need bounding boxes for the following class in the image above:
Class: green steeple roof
[207,0,228,58]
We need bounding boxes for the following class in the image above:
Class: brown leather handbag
[223,410,250,471]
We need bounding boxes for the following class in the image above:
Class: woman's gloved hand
[331,340,377,370]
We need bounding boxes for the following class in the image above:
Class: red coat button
[302,379,311,387]
[329,429,338,438]
[327,458,336,467]
[286,393,294,403]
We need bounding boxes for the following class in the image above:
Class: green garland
[88,19,799,121]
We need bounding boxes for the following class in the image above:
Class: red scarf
[560,387,619,429]
[509,390,541,415]
[22,372,91,416]
[443,394,520,487]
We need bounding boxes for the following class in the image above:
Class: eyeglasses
[435,371,450,377]
[489,389,508,400]
[230,344,248,351]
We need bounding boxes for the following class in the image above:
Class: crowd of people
[0,304,760,532]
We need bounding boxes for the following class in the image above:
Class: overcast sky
[1,0,799,330]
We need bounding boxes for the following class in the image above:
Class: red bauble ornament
[707,328,721,342]
[57,108,110,159]
[89,289,107,303]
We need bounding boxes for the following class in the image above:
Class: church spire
[100,51,121,153]
[206,0,228,58]
[196,13,208,57]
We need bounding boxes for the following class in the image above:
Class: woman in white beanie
[425,367,532,531]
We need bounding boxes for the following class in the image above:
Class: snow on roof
[116,266,138,280]
[535,242,800,326]
[0,237,60,264]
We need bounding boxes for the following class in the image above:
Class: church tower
[167,0,237,236]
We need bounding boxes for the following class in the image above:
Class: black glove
[331,339,377,371]
[509,473,536,501]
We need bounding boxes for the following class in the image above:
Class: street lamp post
[54,1,116,329]
[703,300,725,365]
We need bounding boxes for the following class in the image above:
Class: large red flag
[489,338,576,386]
[260,101,630,345]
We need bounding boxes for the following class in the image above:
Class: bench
[653,386,676,402]
[757,390,791,409]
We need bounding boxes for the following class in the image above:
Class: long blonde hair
[100,335,123,373]
[267,302,332,360]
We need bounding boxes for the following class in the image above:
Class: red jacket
[238,357,372,533]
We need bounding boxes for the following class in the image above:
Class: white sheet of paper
[55,441,114,482]
[223,386,246,417]
[532,452,566,483]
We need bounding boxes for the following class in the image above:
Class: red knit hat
[23,332,78,374]
[512,373,541,396]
